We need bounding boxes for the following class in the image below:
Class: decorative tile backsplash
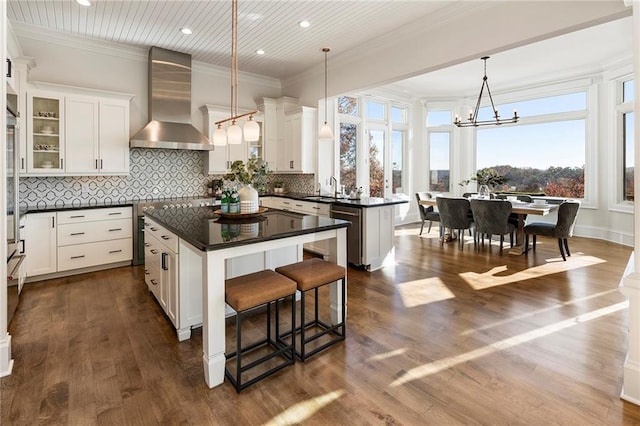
[19,148,316,207]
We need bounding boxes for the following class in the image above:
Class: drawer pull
[70,232,85,236]
[151,279,158,286]
[109,228,122,232]
[295,204,303,207]
[108,212,122,216]
[70,215,85,218]
[161,252,168,270]
[144,269,150,275]
[144,243,150,247]
[312,207,320,210]
[109,249,122,254]
[70,255,85,259]
[150,249,158,254]
[161,235,170,240]
[150,227,158,231]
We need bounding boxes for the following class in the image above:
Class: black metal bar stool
[224,269,296,392]
[275,258,346,361]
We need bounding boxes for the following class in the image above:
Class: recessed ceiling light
[180,27,193,35]
[299,20,310,28]
[76,0,91,6]
[256,49,265,55]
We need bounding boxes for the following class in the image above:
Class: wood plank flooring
[3,225,640,425]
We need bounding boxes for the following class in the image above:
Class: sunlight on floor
[367,348,407,362]
[398,277,456,308]
[460,289,620,336]
[459,253,605,290]
[389,301,628,387]
[264,390,345,426]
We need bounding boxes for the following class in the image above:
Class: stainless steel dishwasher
[330,204,362,266]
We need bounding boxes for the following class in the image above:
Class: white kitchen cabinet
[281,106,317,173]
[26,92,65,174]
[257,97,298,172]
[362,205,395,271]
[25,212,57,276]
[145,217,199,339]
[26,85,132,176]
[202,104,263,174]
[65,96,130,175]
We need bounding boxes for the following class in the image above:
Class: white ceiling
[7,1,633,98]
[7,0,454,80]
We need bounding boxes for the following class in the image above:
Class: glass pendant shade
[243,117,260,142]
[227,122,243,145]
[319,122,334,140]
[213,124,227,146]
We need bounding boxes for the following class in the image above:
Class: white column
[620,0,640,406]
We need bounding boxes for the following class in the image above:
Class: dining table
[419,197,559,255]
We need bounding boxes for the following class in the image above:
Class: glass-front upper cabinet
[27,92,65,173]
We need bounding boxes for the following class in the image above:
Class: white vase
[238,183,259,213]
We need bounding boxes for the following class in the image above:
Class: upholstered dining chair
[435,197,473,250]
[495,194,533,226]
[524,201,580,261]
[470,199,515,252]
[415,192,441,235]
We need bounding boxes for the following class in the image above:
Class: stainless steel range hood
[130,47,213,150]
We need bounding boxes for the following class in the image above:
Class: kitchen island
[144,206,349,388]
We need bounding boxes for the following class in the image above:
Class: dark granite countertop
[262,192,409,208]
[144,207,350,252]
[24,199,135,213]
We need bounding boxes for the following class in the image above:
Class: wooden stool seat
[224,270,296,393]
[276,258,346,361]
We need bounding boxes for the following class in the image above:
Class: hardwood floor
[3,224,640,425]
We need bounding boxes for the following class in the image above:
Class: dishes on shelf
[41,161,53,168]
[36,111,57,118]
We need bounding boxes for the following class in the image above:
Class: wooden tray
[213,206,268,219]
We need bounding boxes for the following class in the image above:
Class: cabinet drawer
[144,235,162,268]
[57,206,132,224]
[145,219,179,253]
[144,261,161,301]
[58,218,132,246]
[57,238,132,271]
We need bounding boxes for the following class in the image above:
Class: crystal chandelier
[454,56,519,127]
[213,0,260,145]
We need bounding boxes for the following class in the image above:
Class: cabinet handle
[144,269,150,275]
[109,228,122,232]
[101,159,103,169]
[295,204,303,207]
[312,206,320,210]
[21,158,24,170]
[290,160,293,169]
[70,232,85,236]
[150,227,158,231]
[70,255,85,259]
[60,158,63,169]
[19,239,25,254]
[283,201,290,205]
[150,249,158,254]
[144,243,150,247]
[108,212,122,216]
[161,252,168,270]
[52,217,55,228]
[6,58,11,78]
[151,279,158,286]
[70,215,85,218]
[109,249,122,254]
[95,159,98,169]
[161,235,170,240]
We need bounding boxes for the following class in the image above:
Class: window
[621,79,634,202]
[369,129,385,197]
[366,100,385,120]
[478,91,587,120]
[477,119,585,197]
[340,123,357,191]
[392,106,407,123]
[429,132,450,192]
[392,130,405,194]
[427,110,452,127]
[338,96,358,116]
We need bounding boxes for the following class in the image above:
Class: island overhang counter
[144,207,350,388]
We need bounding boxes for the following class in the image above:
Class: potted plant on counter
[223,157,271,212]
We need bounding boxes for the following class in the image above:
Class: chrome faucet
[330,176,338,198]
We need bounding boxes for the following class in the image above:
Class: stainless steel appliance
[7,93,25,324]
[132,197,218,265]
[330,205,362,266]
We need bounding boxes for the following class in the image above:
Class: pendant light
[318,47,334,140]
[454,56,519,127]
[214,0,259,145]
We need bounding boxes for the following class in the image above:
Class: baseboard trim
[25,260,132,284]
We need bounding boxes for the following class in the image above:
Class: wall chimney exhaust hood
[130,47,213,150]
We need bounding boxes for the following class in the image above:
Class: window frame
[609,67,634,213]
